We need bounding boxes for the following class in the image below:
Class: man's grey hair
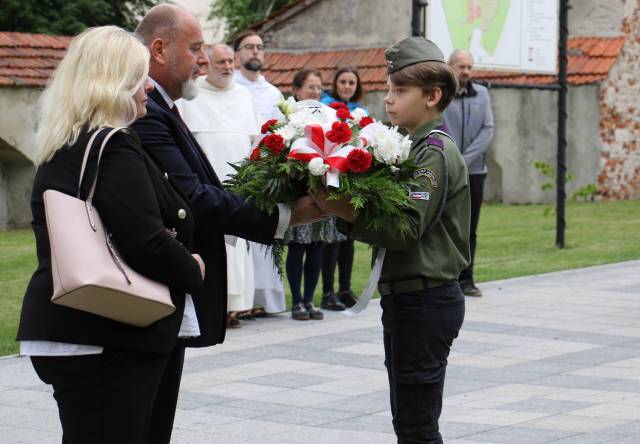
[206,42,234,59]
[448,49,474,65]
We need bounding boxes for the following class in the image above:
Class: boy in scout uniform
[313,37,471,443]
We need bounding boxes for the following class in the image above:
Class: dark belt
[378,277,452,296]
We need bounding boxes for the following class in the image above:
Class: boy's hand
[312,190,356,223]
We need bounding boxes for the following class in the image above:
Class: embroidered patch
[414,168,438,188]
[409,191,431,201]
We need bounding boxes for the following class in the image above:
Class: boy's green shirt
[339,118,471,284]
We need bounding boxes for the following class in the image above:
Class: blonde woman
[16,26,204,443]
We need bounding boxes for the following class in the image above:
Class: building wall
[363,84,602,204]
[0,88,40,162]
[485,84,602,203]
[0,88,40,228]
[569,0,626,37]
[598,0,640,199]
[262,0,411,50]
[3,162,33,228]
[172,0,226,43]
[0,163,7,227]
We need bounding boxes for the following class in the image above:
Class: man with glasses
[233,31,284,120]
[233,30,288,315]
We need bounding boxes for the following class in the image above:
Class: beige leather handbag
[44,127,175,327]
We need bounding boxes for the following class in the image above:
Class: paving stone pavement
[1,260,640,443]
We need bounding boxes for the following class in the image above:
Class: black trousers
[381,282,465,444]
[147,345,185,444]
[322,238,354,293]
[31,347,171,444]
[459,173,486,283]
[286,241,324,305]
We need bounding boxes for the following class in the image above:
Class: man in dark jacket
[443,49,494,297]
[132,4,324,443]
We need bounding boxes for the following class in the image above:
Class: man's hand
[312,190,356,223]
[289,195,327,226]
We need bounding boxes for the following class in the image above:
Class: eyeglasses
[239,43,264,51]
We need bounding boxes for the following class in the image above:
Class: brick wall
[598,0,640,199]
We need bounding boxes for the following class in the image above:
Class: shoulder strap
[429,129,456,145]
[425,128,453,229]
[77,128,106,198]
[77,127,128,202]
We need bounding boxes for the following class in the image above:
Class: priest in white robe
[233,31,287,314]
[177,43,260,323]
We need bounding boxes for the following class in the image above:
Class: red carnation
[250,147,262,161]
[262,134,286,155]
[359,116,374,128]
[261,119,280,134]
[347,149,372,173]
[326,121,352,144]
[329,101,349,111]
[336,108,353,121]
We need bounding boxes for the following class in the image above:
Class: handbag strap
[77,128,106,198]
[77,127,128,202]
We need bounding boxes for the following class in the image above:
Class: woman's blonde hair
[35,26,149,164]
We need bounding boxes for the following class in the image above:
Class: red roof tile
[263,36,626,92]
[0,32,625,90]
[0,32,71,87]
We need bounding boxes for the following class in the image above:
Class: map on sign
[443,0,513,57]
[427,0,559,74]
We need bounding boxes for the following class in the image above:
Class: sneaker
[320,290,346,311]
[291,303,310,320]
[304,302,324,320]
[460,280,483,297]
[338,289,358,308]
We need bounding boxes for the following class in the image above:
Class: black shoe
[338,289,358,308]
[460,280,483,297]
[304,302,324,320]
[321,290,346,311]
[291,303,310,320]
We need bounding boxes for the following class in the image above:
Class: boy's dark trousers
[381,281,465,444]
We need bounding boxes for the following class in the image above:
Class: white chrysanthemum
[351,107,368,124]
[277,96,299,117]
[274,124,300,142]
[361,122,412,165]
[398,134,412,162]
[288,108,326,131]
[308,157,329,176]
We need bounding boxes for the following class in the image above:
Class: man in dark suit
[132,4,325,443]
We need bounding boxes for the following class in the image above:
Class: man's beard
[243,58,262,72]
[181,77,199,101]
[169,51,200,100]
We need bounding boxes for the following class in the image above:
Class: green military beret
[385,37,445,74]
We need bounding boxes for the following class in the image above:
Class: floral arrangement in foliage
[224,97,418,268]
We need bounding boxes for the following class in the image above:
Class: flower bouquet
[224,98,418,270]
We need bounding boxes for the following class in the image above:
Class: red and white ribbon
[289,124,368,187]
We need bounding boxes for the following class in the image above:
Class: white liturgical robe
[177,76,260,312]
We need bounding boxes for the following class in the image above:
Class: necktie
[171,105,188,132]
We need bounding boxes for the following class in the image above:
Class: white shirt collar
[235,70,265,85]
[150,77,175,109]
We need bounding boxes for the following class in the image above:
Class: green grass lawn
[2,200,640,356]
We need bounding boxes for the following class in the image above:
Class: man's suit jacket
[131,88,280,347]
